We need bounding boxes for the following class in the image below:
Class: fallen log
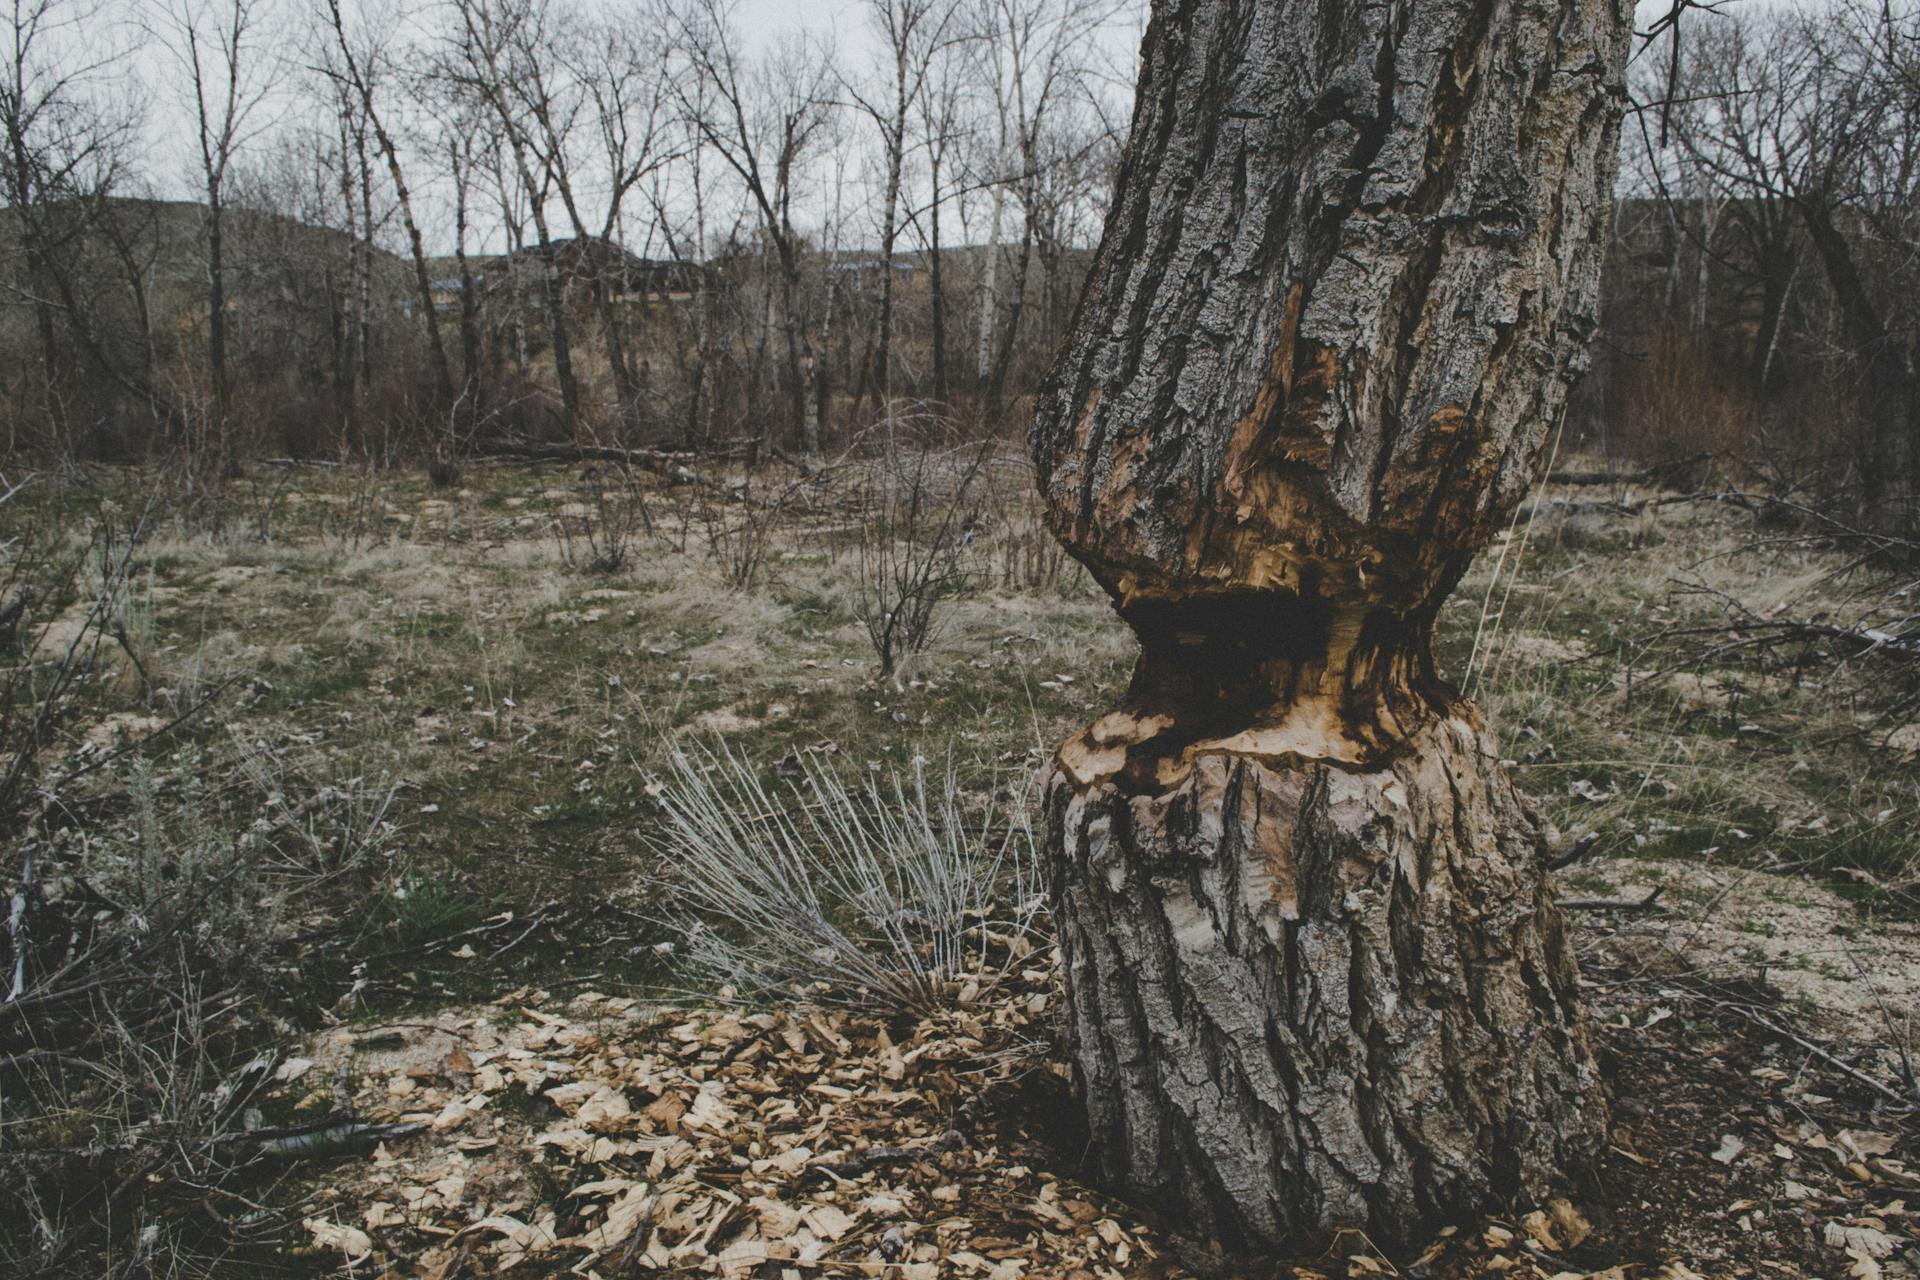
[471,439,708,479]
[1561,887,1664,912]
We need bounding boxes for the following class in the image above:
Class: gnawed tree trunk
[1029,0,1630,1250]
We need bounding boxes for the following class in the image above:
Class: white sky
[104,0,1146,256]
[100,0,1718,257]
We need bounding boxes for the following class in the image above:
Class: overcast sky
[105,0,1724,257]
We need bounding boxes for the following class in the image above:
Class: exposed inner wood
[1055,585,1454,788]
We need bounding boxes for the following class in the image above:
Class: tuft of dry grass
[639,739,1041,1014]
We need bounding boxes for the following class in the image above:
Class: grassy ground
[4,451,1918,1272]
[5,456,1917,1012]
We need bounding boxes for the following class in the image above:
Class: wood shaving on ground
[276,954,1916,1279]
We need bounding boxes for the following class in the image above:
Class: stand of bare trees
[4,0,1911,537]
[0,0,1133,485]
[1591,0,1920,535]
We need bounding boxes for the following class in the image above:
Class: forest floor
[3,450,1917,1277]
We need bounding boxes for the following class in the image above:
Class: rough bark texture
[1047,716,1603,1248]
[1029,0,1630,1249]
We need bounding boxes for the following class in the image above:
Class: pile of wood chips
[289,963,1184,1278]
[278,954,1897,1279]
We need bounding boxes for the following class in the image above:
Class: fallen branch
[1560,887,1663,912]
[1547,451,1711,487]
[1718,1003,1915,1110]
[0,1118,427,1182]
[474,439,716,480]
[1548,831,1602,872]
[249,1118,427,1160]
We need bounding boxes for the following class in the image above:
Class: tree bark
[1030,0,1630,1250]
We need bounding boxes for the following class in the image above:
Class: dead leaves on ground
[284,959,1918,1279]
[294,970,1181,1278]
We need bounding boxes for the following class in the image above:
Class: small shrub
[552,462,652,574]
[852,416,990,677]
[692,472,812,591]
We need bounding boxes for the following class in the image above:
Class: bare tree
[844,0,965,412]
[444,0,584,436]
[313,0,458,440]
[150,0,276,494]
[1657,2,1920,526]
[907,38,973,404]
[435,90,489,427]
[967,0,1112,413]
[667,0,836,452]
[545,13,676,421]
[1030,0,1629,1246]
[0,0,136,454]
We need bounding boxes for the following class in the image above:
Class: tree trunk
[452,144,485,427]
[379,129,457,414]
[529,209,582,439]
[778,254,817,454]
[976,171,1005,384]
[205,191,229,424]
[985,215,1031,416]
[873,118,906,408]
[1797,197,1916,524]
[355,136,376,390]
[1029,0,1630,1250]
[929,170,949,404]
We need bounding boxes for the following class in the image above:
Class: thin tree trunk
[1030,0,1629,1248]
[355,131,375,390]
[528,205,582,437]
[976,176,1004,384]
[335,109,360,447]
[452,143,484,425]
[376,125,456,413]
[984,215,1031,413]
[873,117,906,408]
[1752,249,1795,394]
[1798,197,1916,521]
[203,182,232,507]
[929,166,949,404]
[778,253,815,453]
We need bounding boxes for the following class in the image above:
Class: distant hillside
[0,195,422,414]
[0,196,413,316]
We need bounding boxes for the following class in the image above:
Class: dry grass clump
[640,740,1041,1014]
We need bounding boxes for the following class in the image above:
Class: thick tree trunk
[1030,0,1630,1250]
[1049,713,1601,1247]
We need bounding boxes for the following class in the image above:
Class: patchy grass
[6,458,1918,1014]
[5,452,1918,1273]
[1439,486,1920,899]
[1,458,1128,1021]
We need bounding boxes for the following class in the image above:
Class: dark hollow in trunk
[1029,0,1632,1250]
